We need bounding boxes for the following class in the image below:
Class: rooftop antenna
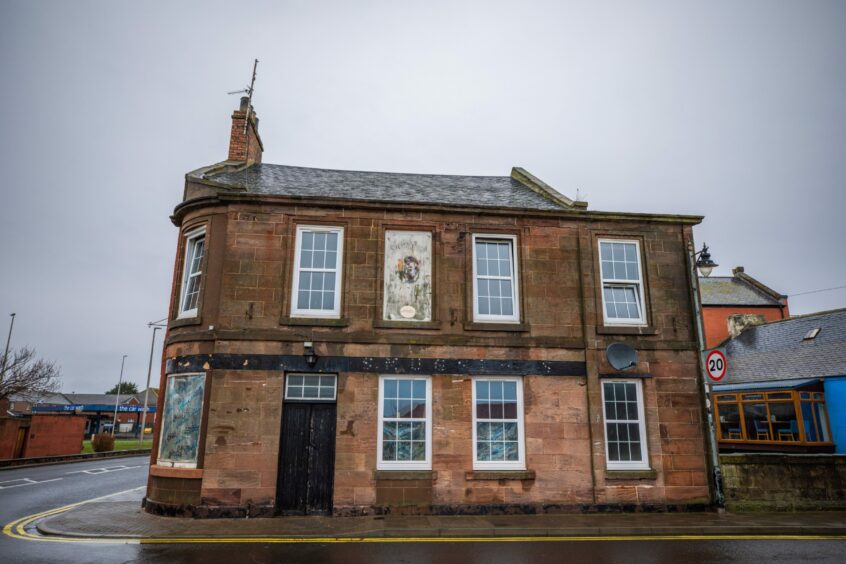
[228,58,259,134]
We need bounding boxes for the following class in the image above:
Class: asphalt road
[1,456,845,563]
[0,454,149,562]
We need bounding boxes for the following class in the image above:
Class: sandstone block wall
[722,453,846,510]
[147,200,712,514]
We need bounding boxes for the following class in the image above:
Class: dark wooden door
[277,402,337,515]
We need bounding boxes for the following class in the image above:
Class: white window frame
[291,225,344,318]
[598,238,647,326]
[177,227,206,319]
[471,234,521,323]
[284,373,338,401]
[157,372,207,469]
[377,375,432,470]
[601,378,650,470]
[472,376,526,470]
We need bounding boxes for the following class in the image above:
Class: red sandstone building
[699,266,789,349]
[145,98,713,517]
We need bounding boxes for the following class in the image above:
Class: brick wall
[702,306,787,348]
[0,418,28,459]
[2,416,83,459]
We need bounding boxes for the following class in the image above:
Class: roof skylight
[803,328,821,340]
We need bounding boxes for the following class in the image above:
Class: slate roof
[715,308,846,386]
[699,276,782,306]
[133,389,158,406]
[9,392,70,404]
[200,163,569,211]
[62,394,136,406]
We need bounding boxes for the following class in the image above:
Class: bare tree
[0,347,62,402]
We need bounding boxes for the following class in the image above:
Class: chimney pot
[239,96,250,112]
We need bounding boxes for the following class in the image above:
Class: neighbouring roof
[8,392,70,405]
[717,308,846,385]
[699,276,783,307]
[133,389,158,406]
[62,394,136,406]
[194,163,575,212]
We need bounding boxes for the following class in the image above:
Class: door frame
[276,373,339,516]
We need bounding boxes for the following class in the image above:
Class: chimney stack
[227,96,263,165]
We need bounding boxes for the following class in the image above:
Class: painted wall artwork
[383,230,433,322]
[158,373,206,466]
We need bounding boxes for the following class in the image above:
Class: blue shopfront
[33,404,156,436]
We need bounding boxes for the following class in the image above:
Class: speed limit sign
[705,349,727,381]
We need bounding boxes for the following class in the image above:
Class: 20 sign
[705,350,727,382]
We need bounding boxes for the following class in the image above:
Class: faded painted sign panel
[383,230,433,322]
[158,373,206,467]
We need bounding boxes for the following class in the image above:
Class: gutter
[170,190,704,227]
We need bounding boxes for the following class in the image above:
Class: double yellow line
[4,491,846,545]
[3,487,143,544]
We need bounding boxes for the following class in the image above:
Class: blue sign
[32,404,156,413]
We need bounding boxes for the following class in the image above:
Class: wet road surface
[1,456,844,563]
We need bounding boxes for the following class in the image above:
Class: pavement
[32,488,846,540]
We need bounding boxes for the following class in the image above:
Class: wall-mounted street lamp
[304,341,318,368]
[694,243,719,278]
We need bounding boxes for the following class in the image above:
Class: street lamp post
[1,313,16,384]
[111,354,128,436]
[688,241,724,507]
[139,319,166,447]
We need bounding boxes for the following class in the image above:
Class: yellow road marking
[137,534,846,544]
[3,487,145,544]
[4,490,846,545]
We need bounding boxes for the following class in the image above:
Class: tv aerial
[228,58,259,134]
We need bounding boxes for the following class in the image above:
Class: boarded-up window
[158,373,206,468]
[383,230,433,321]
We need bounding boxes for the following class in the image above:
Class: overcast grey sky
[1,1,844,394]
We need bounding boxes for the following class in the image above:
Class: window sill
[465,470,535,481]
[373,319,441,330]
[280,316,349,327]
[604,469,656,480]
[150,465,204,479]
[599,373,652,379]
[463,322,530,332]
[170,316,202,329]
[596,325,657,336]
[373,470,437,481]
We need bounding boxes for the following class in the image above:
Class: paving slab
[34,498,846,540]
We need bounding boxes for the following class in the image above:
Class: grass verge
[82,438,153,454]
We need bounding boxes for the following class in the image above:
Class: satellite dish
[606,343,637,371]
